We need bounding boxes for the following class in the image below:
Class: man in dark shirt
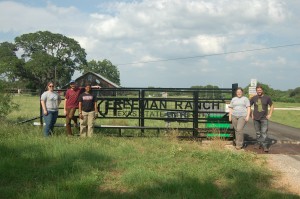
[250,85,274,152]
[78,83,98,137]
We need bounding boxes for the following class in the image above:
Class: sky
[0,0,299,90]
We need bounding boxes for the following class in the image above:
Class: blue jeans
[43,111,58,136]
[253,119,269,147]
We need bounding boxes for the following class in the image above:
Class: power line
[116,43,300,66]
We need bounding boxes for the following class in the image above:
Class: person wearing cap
[64,80,100,136]
[64,80,84,136]
[78,83,98,137]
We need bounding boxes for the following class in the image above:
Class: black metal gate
[40,83,238,137]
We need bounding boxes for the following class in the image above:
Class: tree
[0,80,18,118]
[244,82,276,98]
[0,42,24,82]
[13,31,87,89]
[83,59,120,85]
[290,87,300,97]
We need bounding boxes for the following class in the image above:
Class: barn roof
[62,71,120,88]
[81,71,120,88]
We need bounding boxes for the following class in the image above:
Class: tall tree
[83,59,120,85]
[13,31,87,89]
[0,80,18,118]
[0,42,24,82]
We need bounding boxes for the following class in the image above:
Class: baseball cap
[69,80,75,84]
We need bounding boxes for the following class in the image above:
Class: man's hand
[266,114,272,120]
[79,113,84,120]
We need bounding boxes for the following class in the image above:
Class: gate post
[139,89,145,135]
[39,90,43,127]
[193,91,199,137]
[232,83,238,98]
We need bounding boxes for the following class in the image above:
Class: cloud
[0,0,299,90]
[0,1,86,34]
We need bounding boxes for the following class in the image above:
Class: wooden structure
[62,71,120,89]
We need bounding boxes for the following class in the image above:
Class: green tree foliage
[0,42,24,81]
[0,80,18,118]
[290,87,300,97]
[244,82,276,97]
[244,82,300,102]
[191,85,222,99]
[13,31,87,89]
[83,59,120,85]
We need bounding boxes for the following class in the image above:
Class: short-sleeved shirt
[41,91,61,111]
[250,95,273,120]
[229,96,250,117]
[78,92,97,112]
[65,87,85,109]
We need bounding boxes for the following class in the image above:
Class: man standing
[78,84,98,137]
[250,85,274,152]
[64,80,85,136]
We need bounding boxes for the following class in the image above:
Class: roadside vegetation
[0,94,299,198]
[1,122,300,199]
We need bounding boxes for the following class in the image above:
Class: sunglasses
[48,85,54,87]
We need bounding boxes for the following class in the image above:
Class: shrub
[0,81,19,117]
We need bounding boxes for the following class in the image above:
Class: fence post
[193,91,199,137]
[139,89,145,135]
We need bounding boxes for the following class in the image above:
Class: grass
[271,110,300,128]
[1,124,300,199]
[269,102,300,128]
[273,102,300,108]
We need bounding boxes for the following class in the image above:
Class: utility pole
[54,65,57,87]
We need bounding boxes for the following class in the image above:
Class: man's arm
[91,85,101,89]
[267,103,274,120]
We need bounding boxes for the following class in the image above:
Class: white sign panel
[250,79,257,87]
[249,86,256,94]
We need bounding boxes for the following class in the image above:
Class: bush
[0,81,19,117]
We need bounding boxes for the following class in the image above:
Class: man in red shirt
[64,80,100,136]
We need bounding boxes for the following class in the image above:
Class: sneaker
[263,146,269,152]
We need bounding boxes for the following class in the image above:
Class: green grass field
[1,123,299,199]
[270,102,300,128]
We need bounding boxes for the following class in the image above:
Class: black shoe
[263,147,269,152]
[254,143,261,149]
